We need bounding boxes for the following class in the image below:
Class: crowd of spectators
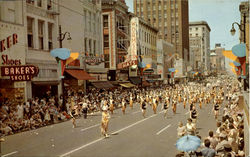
[0,87,140,137]
[176,77,245,157]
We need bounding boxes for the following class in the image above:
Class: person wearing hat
[109,97,114,114]
[201,139,216,157]
[162,98,169,118]
[152,96,157,114]
[141,98,147,118]
[101,105,110,138]
[215,132,229,155]
[121,98,126,115]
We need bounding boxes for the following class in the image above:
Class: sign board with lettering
[117,60,137,69]
[85,56,105,65]
[130,17,139,60]
[1,65,39,81]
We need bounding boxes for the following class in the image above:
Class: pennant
[66,52,79,65]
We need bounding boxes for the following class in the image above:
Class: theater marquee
[1,65,39,81]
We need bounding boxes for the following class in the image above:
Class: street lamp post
[230,13,247,91]
[58,25,72,111]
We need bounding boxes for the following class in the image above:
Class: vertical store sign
[130,17,139,61]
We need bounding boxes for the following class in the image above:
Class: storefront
[0,23,27,103]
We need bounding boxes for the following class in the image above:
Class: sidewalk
[242,91,249,156]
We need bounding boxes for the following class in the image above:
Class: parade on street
[0,0,249,157]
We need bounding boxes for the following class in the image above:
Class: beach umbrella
[50,48,70,60]
[176,135,201,152]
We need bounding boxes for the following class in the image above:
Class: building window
[103,15,108,28]
[93,40,96,55]
[27,17,33,48]
[37,0,42,7]
[26,0,34,4]
[195,27,198,31]
[88,12,91,32]
[47,0,52,10]
[89,39,92,54]
[48,23,53,50]
[104,35,109,48]
[189,28,192,31]
[8,8,15,23]
[38,20,44,50]
[196,33,198,37]
[84,38,87,52]
[104,54,109,68]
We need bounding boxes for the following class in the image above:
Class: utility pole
[58,25,71,111]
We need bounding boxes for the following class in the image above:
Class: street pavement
[1,99,224,157]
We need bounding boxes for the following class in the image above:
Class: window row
[27,17,53,50]
[84,38,97,55]
[26,0,52,10]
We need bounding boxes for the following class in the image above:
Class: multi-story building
[157,39,174,82]
[127,15,158,81]
[0,1,27,102]
[210,44,225,73]
[189,21,211,73]
[0,0,60,102]
[59,0,105,90]
[25,0,60,99]
[102,0,130,82]
[239,2,249,155]
[134,0,190,76]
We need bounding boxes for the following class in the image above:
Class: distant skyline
[125,0,245,50]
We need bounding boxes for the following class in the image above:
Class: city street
[1,99,223,157]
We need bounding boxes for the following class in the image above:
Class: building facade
[0,0,61,102]
[157,39,174,82]
[210,44,225,73]
[102,0,130,82]
[0,1,27,102]
[59,0,104,91]
[189,21,211,73]
[134,0,190,75]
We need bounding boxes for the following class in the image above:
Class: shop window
[48,23,53,50]
[47,0,52,10]
[27,17,34,48]
[38,20,44,50]
[37,0,42,7]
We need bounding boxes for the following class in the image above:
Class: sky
[125,0,245,50]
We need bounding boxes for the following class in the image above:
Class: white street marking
[2,151,18,157]
[132,111,141,114]
[156,124,171,135]
[185,111,189,115]
[60,113,159,157]
[111,114,157,134]
[80,124,100,132]
[60,138,104,157]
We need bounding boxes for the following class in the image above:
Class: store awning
[120,83,135,88]
[129,77,141,85]
[91,81,114,89]
[65,69,95,80]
